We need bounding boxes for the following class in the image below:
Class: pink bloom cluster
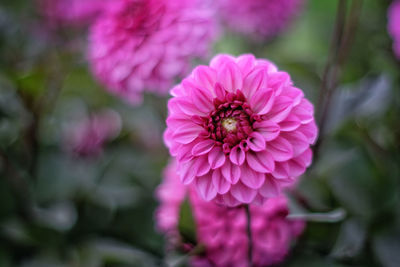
[38,0,109,26]
[218,0,304,40]
[156,160,305,267]
[89,0,217,105]
[63,109,121,157]
[164,54,317,206]
[388,0,400,59]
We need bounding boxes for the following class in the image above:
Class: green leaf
[373,230,400,267]
[178,198,196,245]
[330,218,367,259]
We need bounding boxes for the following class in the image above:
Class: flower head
[388,0,400,59]
[164,54,318,206]
[63,109,121,157]
[218,0,304,40]
[156,160,306,267]
[89,0,217,105]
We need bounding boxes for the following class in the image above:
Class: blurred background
[0,0,399,266]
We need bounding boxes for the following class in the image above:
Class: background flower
[388,0,400,58]
[164,54,318,206]
[156,160,306,267]
[89,0,217,105]
[217,0,304,40]
[63,109,121,157]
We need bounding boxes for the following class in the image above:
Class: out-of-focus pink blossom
[38,0,109,27]
[218,0,304,40]
[89,0,217,105]
[63,109,121,157]
[155,160,306,267]
[388,0,400,59]
[164,54,317,206]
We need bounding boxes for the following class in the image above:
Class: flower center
[201,89,261,152]
[222,117,237,132]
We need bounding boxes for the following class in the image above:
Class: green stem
[313,0,363,161]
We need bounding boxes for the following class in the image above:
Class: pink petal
[208,147,226,169]
[292,99,314,124]
[221,192,241,207]
[221,160,241,184]
[231,182,257,203]
[166,115,192,129]
[167,98,186,114]
[282,131,309,157]
[191,87,214,113]
[236,54,256,76]
[242,67,267,99]
[287,159,306,177]
[229,145,245,165]
[193,156,211,176]
[268,136,293,162]
[259,177,280,198]
[249,88,275,115]
[176,98,207,116]
[271,162,290,179]
[294,148,313,168]
[247,132,266,152]
[210,54,236,69]
[279,114,301,132]
[268,72,291,95]
[193,66,217,92]
[163,128,173,149]
[172,124,203,144]
[214,82,227,100]
[177,144,194,163]
[192,139,215,156]
[196,174,217,201]
[282,86,304,106]
[265,96,293,123]
[170,84,185,97]
[212,169,231,194]
[298,121,318,144]
[246,150,275,173]
[179,160,196,185]
[217,61,243,93]
[252,121,280,141]
[240,164,265,189]
[256,59,278,72]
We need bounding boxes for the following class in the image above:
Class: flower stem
[245,205,253,267]
[313,0,363,160]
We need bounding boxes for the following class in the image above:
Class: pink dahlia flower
[155,160,306,267]
[89,0,217,105]
[164,54,318,206]
[38,0,109,27]
[218,0,304,40]
[63,109,122,157]
[388,0,400,59]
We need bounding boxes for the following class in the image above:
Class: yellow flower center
[222,117,238,132]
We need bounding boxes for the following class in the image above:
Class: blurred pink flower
[64,109,122,157]
[89,0,217,105]
[218,0,304,40]
[38,0,109,26]
[388,0,400,59]
[164,54,317,206]
[155,160,306,267]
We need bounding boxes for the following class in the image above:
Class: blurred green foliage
[0,0,399,266]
